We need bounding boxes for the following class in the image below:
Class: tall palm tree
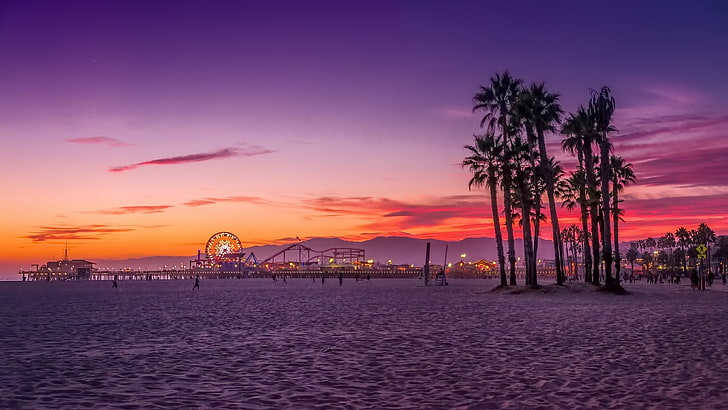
[610,155,635,282]
[518,83,566,285]
[590,86,617,286]
[510,136,537,287]
[463,134,508,287]
[473,72,523,285]
[562,107,599,285]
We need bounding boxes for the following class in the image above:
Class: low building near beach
[36,259,96,280]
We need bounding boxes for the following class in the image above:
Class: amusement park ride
[197,231,366,271]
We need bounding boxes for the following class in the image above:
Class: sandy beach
[1,278,727,409]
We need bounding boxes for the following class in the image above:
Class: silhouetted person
[367,273,371,282]
[193,275,200,290]
[339,271,343,286]
[282,275,287,284]
[321,275,325,285]
[112,275,118,289]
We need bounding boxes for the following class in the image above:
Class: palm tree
[562,107,600,285]
[561,225,582,279]
[658,232,676,276]
[626,247,639,278]
[610,156,635,282]
[675,227,691,275]
[473,71,523,133]
[473,72,523,285]
[694,223,716,285]
[463,134,508,287]
[589,86,617,286]
[500,147,518,285]
[713,235,728,275]
[559,169,592,283]
[518,83,566,285]
[510,136,537,287]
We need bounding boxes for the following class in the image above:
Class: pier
[19,268,426,281]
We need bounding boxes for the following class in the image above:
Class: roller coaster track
[259,243,365,265]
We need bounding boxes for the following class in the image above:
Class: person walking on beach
[321,274,325,285]
[339,271,343,286]
[112,274,118,289]
[193,275,200,290]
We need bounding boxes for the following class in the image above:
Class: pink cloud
[610,113,728,188]
[183,196,268,207]
[65,136,129,147]
[109,146,275,173]
[94,205,174,215]
[304,195,488,232]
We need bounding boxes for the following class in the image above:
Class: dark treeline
[621,223,727,278]
[463,71,635,291]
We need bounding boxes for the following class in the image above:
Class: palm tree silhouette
[517,83,566,285]
[473,72,522,285]
[675,227,691,275]
[590,87,617,287]
[463,134,508,287]
[610,155,635,282]
[562,107,599,284]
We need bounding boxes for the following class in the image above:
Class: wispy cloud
[109,146,275,173]
[23,225,135,242]
[183,196,268,207]
[65,136,129,147]
[304,195,487,232]
[610,112,728,188]
[94,205,174,215]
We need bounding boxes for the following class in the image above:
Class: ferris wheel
[205,232,243,263]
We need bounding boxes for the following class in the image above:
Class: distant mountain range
[91,236,558,270]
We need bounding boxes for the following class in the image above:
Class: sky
[1,0,727,274]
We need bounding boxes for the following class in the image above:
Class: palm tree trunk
[571,237,579,280]
[489,173,508,287]
[600,140,613,286]
[503,173,517,286]
[594,213,601,284]
[533,201,541,280]
[519,188,537,288]
[584,144,600,286]
[537,130,564,285]
[612,182,621,283]
[580,200,592,282]
[576,149,592,283]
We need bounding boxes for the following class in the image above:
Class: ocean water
[1,278,727,408]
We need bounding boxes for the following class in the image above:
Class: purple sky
[1,0,727,272]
